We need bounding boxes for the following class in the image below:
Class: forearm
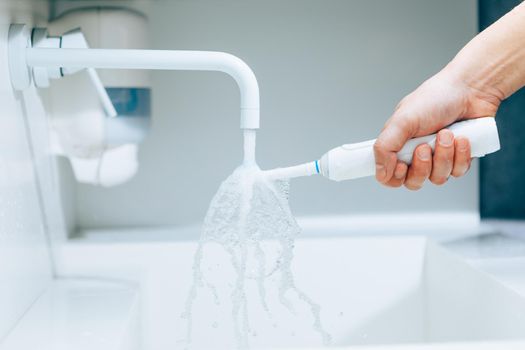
[446,1,525,102]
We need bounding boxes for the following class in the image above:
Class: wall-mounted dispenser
[38,8,151,187]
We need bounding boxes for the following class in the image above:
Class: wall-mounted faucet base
[8,24,32,91]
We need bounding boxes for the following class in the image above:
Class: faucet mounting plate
[8,24,32,91]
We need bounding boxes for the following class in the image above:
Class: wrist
[443,2,525,104]
[441,61,503,117]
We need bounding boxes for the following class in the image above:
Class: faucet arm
[25,48,260,129]
[8,24,260,129]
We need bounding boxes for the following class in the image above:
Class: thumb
[373,117,415,184]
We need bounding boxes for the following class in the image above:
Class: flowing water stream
[181,130,332,349]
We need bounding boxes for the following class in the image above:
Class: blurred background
[51,0,482,232]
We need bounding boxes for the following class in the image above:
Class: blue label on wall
[104,87,151,144]
[106,87,151,118]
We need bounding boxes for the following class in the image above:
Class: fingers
[451,137,471,177]
[429,129,454,185]
[375,111,472,190]
[393,133,471,190]
[374,117,415,184]
[404,144,432,190]
[384,161,408,188]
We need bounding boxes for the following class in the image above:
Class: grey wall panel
[73,0,479,229]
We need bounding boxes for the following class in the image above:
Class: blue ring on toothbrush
[315,160,320,174]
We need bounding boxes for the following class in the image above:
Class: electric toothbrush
[264,117,500,181]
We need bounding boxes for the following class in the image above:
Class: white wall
[73,0,478,229]
[0,0,57,341]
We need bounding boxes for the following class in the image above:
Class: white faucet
[8,24,260,130]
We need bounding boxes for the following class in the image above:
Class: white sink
[284,236,525,348]
[54,230,525,349]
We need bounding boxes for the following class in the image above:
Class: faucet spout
[24,48,260,129]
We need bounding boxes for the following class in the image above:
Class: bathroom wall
[0,0,58,341]
[73,0,479,229]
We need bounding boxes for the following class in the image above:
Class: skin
[374,2,525,190]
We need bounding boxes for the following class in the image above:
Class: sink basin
[285,236,525,347]
[54,229,525,349]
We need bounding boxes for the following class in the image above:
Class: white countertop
[0,279,139,350]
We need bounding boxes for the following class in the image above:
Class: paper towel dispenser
[42,8,151,187]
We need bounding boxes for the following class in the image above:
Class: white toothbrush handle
[397,117,500,163]
[320,117,500,181]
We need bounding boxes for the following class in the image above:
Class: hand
[374,69,501,190]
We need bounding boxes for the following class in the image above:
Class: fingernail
[457,138,469,152]
[376,164,386,180]
[439,131,453,146]
[417,147,431,161]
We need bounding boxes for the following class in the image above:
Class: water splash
[182,131,331,349]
